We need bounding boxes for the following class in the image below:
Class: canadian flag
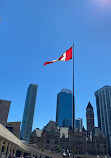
[43,47,72,66]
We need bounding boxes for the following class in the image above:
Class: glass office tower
[56,89,73,127]
[20,84,38,141]
[75,118,83,131]
[95,85,111,154]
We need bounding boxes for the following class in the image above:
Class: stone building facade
[86,102,108,155]
[41,121,60,151]
[86,127,108,155]
[60,127,69,150]
[68,127,86,154]
[86,102,94,136]
[30,121,108,156]
[29,128,42,148]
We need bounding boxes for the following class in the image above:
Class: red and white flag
[43,47,72,66]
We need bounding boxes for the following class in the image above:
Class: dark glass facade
[56,89,73,127]
[20,84,38,141]
[75,118,83,131]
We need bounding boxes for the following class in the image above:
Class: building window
[46,140,50,144]
[55,140,58,145]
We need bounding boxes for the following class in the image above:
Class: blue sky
[0,0,111,130]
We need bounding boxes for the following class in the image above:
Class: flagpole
[72,43,75,158]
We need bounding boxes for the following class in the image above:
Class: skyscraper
[56,89,73,127]
[20,84,38,141]
[86,102,94,133]
[95,85,111,154]
[75,118,83,131]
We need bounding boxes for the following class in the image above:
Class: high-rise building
[75,118,83,131]
[0,99,11,126]
[95,85,111,154]
[56,89,73,127]
[86,102,94,134]
[20,84,38,141]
